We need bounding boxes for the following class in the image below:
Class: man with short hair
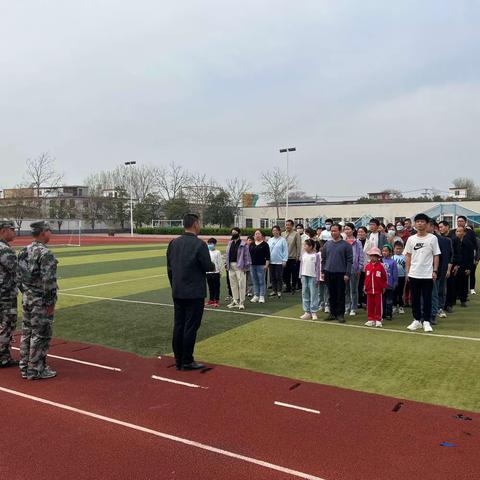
[451,225,475,307]
[18,221,58,379]
[404,214,440,333]
[322,224,353,323]
[282,220,302,294]
[364,218,388,258]
[319,219,333,242]
[0,220,19,368]
[167,214,215,370]
[404,217,416,236]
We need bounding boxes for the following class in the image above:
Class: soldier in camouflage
[0,220,19,368]
[18,221,58,380]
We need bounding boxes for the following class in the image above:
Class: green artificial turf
[48,244,480,412]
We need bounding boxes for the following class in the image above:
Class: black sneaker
[324,314,336,321]
[461,302,468,308]
[445,306,453,313]
[182,362,205,371]
[0,358,19,368]
[269,291,277,297]
[337,316,346,323]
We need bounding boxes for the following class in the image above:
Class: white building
[449,187,468,199]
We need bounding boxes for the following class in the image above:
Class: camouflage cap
[30,221,52,234]
[0,219,15,230]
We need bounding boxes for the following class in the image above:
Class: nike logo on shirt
[413,243,424,251]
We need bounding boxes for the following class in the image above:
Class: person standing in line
[451,225,475,308]
[225,227,251,310]
[343,223,364,317]
[364,218,388,261]
[404,218,416,236]
[472,236,480,295]
[295,224,308,291]
[322,224,353,323]
[18,221,58,379]
[430,220,452,322]
[305,227,321,252]
[206,238,223,308]
[282,220,302,294]
[268,226,288,298]
[396,220,410,244]
[245,235,254,297]
[392,241,406,315]
[364,247,387,327]
[167,214,215,371]
[318,239,330,312]
[356,226,368,309]
[405,214,441,333]
[319,219,333,242]
[381,244,398,320]
[386,223,404,247]
[0,220,19,368]
[249,230,270,304]
[440,220,457,314]
[299,239,322,320]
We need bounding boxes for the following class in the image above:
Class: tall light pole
[279,147,296,222]
[125,161,136,236]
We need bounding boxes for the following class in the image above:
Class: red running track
[1,338,479,480]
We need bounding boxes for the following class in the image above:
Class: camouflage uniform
[18,222,58,379]
[0,221,19,367]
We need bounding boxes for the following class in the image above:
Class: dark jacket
[322,239,353,275]
[436,234,453,278]
[451,237,475,269]
[167,233,215,299]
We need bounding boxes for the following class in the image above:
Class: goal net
[151,219,183,228]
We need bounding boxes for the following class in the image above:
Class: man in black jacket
[167,214,215,370]
[451,225,475,307]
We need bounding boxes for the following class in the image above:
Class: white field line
[0,387,326,480]
[151,375,207,389]
[61,273,168,292]
[58,292,480,343]
[11,347,122,372]
[274,401,320,415]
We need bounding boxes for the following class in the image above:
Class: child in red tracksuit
[364,247,388,327]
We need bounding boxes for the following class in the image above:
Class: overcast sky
[1,0,479,197]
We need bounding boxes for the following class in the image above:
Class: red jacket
[364,261,387,294]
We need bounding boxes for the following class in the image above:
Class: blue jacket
[382,257,398,289]
[268,236,288,265]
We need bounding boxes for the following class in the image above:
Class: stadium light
[279,147,296,222]
[124,161,137,236]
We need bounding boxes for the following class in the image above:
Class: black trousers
[470,263,477,289]
[172,298,204,366]
[445,275,456,308]
[269,264,284,294]
[409,277,433,322]
[226,271,232,296]
[283,259,299,291]
[326,272,346,318]
[383,288,394,318]
[206,273,220,301]
[358,271,366,307]
[393,277,406,307]
[454,267,470,303]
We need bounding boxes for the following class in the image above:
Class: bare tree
[0,185,40,233]
[154,162,191,201]
[226,177,251,217]
[186,173,219,219]
[261,167,297,221]
[24,152,63,199]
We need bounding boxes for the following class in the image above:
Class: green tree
[204,190,234,227]
[133,194,161,227]
[163,196,190,220]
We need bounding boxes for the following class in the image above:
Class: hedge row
[135,227,272,236]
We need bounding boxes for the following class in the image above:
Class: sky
[1,0,479,198]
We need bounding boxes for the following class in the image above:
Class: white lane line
[11,347,122,372]
[0,386,326,480]
[58,292,480,343]
[151,375,207,389]
[274,401,320,415]
[61,273,168,292]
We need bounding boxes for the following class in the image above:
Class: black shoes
[324,314,336,321]
[461,302,468,308]
[445,306,453,313]
[0,358,19,368]
[181,362,205,371]
[337,316,346,324]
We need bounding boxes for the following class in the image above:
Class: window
[245,218,253,228]
[294,218,304,225]
[260,218,269,229]
[69,199,75,208]
[455,190,460,196]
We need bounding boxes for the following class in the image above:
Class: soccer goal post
[151,219,183,228]
[46,218,82,246]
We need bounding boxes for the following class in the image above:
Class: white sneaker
[407,320,423,331]
[227,301,238,309]
[392,307,398,315]
[300,313,312,320]
[438,309,447,318]
[423,321,433,332]
[311,313,318,320]
[259,296,265,304]
[238,304,245,311]
[324,306,330,313]
[364,320,375,327]
[470,289,476,295]
[349,310,356,316]
[250,296,259,303]
[398,307,405,314]
[375,321,383,328]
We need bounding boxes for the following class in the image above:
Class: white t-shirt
[404,233,441,279]
[369,232,379,248]
[300,252,317,277]
[319,230,332,242]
